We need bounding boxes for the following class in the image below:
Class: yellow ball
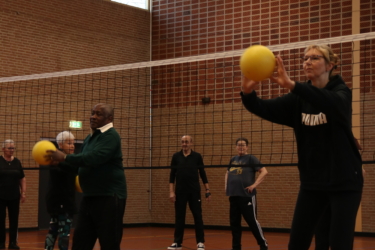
[75,175,83,193]
[240,45,275,81]
[32,140,56,165]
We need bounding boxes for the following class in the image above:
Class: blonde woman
[241,45,363,250]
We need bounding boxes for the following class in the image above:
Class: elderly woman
[241,45,363,250]
[45,131,77,250]
[0,140,26,250]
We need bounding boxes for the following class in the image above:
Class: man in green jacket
[49,103,127,250]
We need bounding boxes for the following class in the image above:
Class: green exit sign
[69,120,82,129]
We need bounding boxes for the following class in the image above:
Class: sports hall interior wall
[0,0,150,77]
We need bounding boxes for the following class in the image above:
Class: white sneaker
[197,242,205,250]
[168,242,182,250]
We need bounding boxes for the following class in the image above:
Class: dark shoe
[260,246,268,250]
[8,242,20,249]
[0,243,4,249]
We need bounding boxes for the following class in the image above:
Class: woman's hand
[241,76,258,94]
[269,55,295,90]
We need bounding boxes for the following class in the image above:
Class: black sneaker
[260,246,268,250]
[8,242,20,249]
[167,243,182,250]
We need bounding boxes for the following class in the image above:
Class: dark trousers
[289,189,362,250]
[174,192,204,244]
[0,198,20,244]
[72,196,126,250]
[229,196,267,250]
[314,208,331,250]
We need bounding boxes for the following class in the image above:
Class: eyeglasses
[6,147,16,150]
[301,55,324,63]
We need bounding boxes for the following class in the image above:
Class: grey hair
[56,131,75,148]
[2,139,14,148]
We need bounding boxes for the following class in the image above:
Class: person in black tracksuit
[240,45,363,250]
[225,137,268,250]
[45,131,77,250]
[168,135,211,250]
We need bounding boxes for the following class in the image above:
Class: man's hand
[20,194,26,203]
[169,191,176,202]
[45,150,66,165]
[205,191,211,203]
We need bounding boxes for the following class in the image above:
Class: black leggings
[288,189,362,250]
[314,208,331,250]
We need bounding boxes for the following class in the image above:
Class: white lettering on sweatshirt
[301,112,327,126]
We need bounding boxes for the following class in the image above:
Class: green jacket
[66,127,127,198]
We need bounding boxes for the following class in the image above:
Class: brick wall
[152,0,355,60]
[0,0,150,77]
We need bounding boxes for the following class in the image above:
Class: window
[112,0,148,10]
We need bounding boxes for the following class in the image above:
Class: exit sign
[69,120,82,129]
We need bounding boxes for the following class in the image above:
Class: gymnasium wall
[152,0,358,59]
[0,0,150,77]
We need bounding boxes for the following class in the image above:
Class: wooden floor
[13,227,375,249]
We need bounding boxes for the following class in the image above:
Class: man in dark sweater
[168,135,211,250]
[48,103,127,250]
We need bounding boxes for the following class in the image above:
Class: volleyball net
[1,32,375,169]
